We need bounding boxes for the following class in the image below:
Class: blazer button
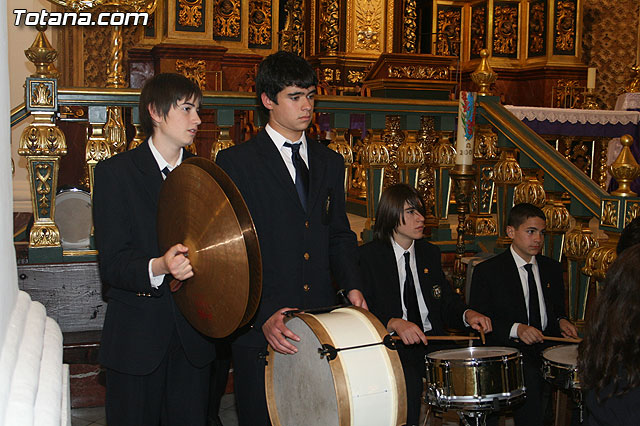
[305,220,310,228]
[303,252,310,260]
[303,284,311,292]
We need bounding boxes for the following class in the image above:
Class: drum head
[543,344,578,366]
[55,188,92,250]
[427,346,517,361]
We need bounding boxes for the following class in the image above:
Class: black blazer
[216,130,362,346]
[359,238,467,334]
[93,141,214,374]
[469,249,566,351]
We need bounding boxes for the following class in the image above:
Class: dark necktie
[161,166,171,179]
[524,263,542,330]
[403,252,424,331]
[284,142,309,211]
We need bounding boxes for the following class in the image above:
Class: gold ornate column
[362,130,391,242]
[610,134,640,197]
[19,26,67,261]
[280,0,304,55]
[563,217,598,330]
[471,49,498,96]
[493,148,523,248]
[86,107,112,195]
[450,166,475,296]
[430,132,456,240]
[541,192,571,262]
[328,129,355,199]
[465,125,499,237]
[397,131,424,188]
[211,127,233,161]
[382,115,405,189]
[416,116,438,229]
[403,0,417,53]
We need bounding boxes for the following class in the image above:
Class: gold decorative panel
[213,0,241,40]
[528,0,546,56]
[553,0,576,55]
[280,0,304,55]
[436,5,461,56]
[600,199,619,228]
[387,65,450,80]
[470,3,487,58]
[249,0,272,48]
[493,3,518,57]
[177,0,205,31]
[403,0,417,53]
[176,59,207,89]
[626,202,640,226]
[355,0,382,51]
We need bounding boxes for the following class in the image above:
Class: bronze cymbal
[183,157,262,327]
[157,160,260,338]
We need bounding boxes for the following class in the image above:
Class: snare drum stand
[457,410,489,426]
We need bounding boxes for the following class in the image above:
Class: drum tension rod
[318,335,399,361]
[284,303,351,317]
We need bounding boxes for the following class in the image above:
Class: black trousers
[105,329,211,426]
[231,342,271,426]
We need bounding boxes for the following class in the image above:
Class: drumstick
[391,335,479,342]
[479,329,486,345]
[543,335,582,344]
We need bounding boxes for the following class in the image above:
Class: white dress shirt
[391,239,433,332]
[147,137,184,289]
[265,123,309,183]
[509,245,548,338]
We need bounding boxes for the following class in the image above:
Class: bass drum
[54,188,92,250]
[265,306,406,426]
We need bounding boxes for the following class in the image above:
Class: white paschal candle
[455,91,477,166]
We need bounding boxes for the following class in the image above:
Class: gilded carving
[470,5,486,56]
[493,4,518,55]
[626,202,640,226]
[542,200,571,232]
[35,163,53,215]
[601,200,619,227]
[493,150,522,184]
[179,0,203,27]
[214,0,241,39]
[582,245,616,281]
[382,116,405,188]
[529,2,545,54]
[478,166,494,211]
[19,125,67,156]
[176,59,207,90]
[362,131,390,167]
[403,0,417,53]
[104,107,127,154]
[30,225,61,247]
[387,65,449,80]
[555,1,575,52]
[320,0,340,52]
[31,82,54,108]
[431,133,456,167]
[249,0,272,48]
[347,70,366,84]
[416,117,437,213]
[474,125,498,160]
[465,216,497,236]
[564,220,598,261]
[436,8,461,56]
[397,135,424,168]
[553,80,581,108]
[356,0,382,51]
[514,176,546,208]
[322,68,341,83]
[280,0,304,55]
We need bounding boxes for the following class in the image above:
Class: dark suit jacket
[359,238,467,334]
[469,249,566,352]
[93,141,214,375]
[216,129,362,346]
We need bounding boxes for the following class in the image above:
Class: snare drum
[542,345,580,390]
[54,188,92,250]
[265,306,406,426]
[425,346,525,412]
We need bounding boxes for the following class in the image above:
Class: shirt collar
[510,245,538,269]
[391,237,415,263]
[148,136,183,172]
[265,123,306,148]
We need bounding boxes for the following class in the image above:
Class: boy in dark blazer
[359,183,492,426]
[93,73,215,425]
[216,51,366,426]
[469,203,578,426]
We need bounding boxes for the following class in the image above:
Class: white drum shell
[54,189,92,250]
[266,307,406,426]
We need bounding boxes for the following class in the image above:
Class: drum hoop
[542,344,578,368]
[426,346,520,364]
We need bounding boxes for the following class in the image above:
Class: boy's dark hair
[507,203,546,229]
[256,51,318,113]
[139,73,202,139]
[617,217,640,254]
[373,184,426,242]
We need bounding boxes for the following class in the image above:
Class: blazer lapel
[536,255,553,311]
[255,130,305,211]
[132,141,164,204]
[306,139,327,213]
[415,242,435,313]
[379,242,404,318]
